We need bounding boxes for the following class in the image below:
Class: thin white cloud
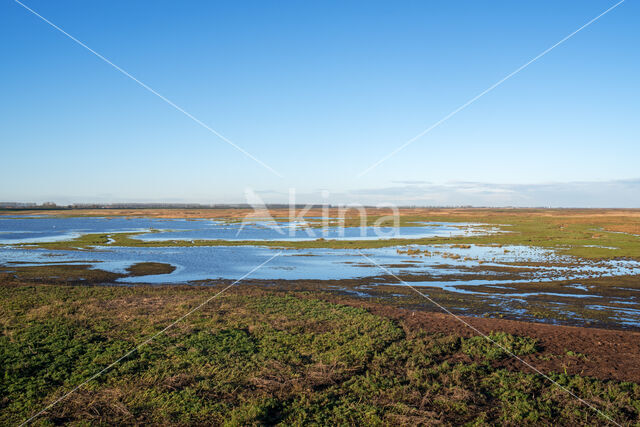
[391,180,431,185]
[338,178,640,207]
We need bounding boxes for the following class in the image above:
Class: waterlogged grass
[1,285,638,425]
[7,210,640,259]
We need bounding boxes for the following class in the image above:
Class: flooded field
[0,215,493,243]
[1,214,640,329]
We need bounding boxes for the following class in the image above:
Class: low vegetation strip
[1,285,638,425]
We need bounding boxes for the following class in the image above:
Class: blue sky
[1,0,638,206]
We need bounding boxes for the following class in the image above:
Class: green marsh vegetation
[1,285,639,425]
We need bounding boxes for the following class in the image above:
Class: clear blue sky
[1,0,638,206]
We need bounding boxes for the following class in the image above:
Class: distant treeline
[1,202,575,210]
[0,203,330,210]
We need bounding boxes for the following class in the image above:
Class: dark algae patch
[1,284,640,425]
[127,262,175,277]
[0,262,175,285]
